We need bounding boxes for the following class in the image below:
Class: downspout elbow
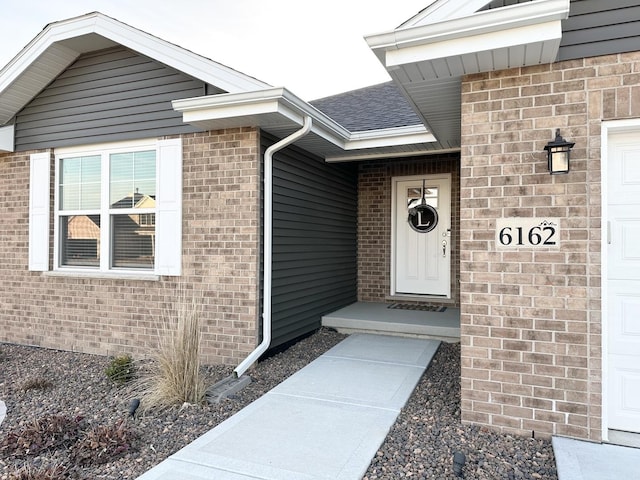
[233,116,313,378]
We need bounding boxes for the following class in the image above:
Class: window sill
[44,270,160,281]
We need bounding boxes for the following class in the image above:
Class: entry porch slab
[322,301,460,340]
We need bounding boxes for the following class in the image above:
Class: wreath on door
[407,179,438,233]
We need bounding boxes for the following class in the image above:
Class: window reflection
[60,215,100,266]
[111,212,155,269]
[407,186,438,209]
[110,151,156,209]
[59,156,101,210]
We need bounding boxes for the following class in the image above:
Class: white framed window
[29,138,182,276]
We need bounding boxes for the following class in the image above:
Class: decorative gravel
[364,341,557,480]
[0,329,557,479]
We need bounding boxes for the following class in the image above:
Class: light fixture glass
[544,129,574,175]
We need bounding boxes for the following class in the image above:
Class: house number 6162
[495,218,560,249]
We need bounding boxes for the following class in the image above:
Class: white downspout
[234,116,313,378]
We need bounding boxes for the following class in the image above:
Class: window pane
[407,186,438,209]
[111,214,155,269]
[61,184,80,211]
[59,156,101,210]
[110,151,156,208]
[59,215,100,267]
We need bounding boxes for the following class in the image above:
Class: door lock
[442,239,447,257]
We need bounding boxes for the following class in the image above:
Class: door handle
[442,239,447,257]
[608,221,611,244]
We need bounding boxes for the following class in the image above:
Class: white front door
[608,130,640,434]
[393,175,451,297]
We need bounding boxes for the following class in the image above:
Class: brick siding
[0,128,261,365]
[460,51,640,441]
[358,154,460,306]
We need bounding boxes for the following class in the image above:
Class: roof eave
[367,0,569,76]
[365,0,570,148]
[172,88,439,160]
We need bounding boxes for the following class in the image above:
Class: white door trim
[390,173,452,298]
[601,118,640,441]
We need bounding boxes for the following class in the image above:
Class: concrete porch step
[322,302,460,341]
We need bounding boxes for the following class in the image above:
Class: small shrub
[7,464,67,480]
[105,354,135,385]
[0,414,85,457]
[21,376,54,392]
[71,419,137,466]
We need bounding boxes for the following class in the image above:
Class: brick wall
[358,154,460,305]
[460,51,640,441]
[0,128,261,365]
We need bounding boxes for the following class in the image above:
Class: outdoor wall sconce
[544,128,574,175]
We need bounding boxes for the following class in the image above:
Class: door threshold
[608,430,640,448]
[386,294,455,304]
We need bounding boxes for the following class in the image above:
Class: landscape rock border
[0,330,557,479]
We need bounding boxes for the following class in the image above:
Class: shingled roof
[310,81,423,132]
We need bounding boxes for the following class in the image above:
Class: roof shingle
[310,81,422,132]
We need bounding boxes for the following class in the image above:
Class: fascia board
[174,88,352,148]
[0,124,14,152]
[345,125,435,150]
[367,0,569,63]
[326,147,460,163]
[175,93,285,125]
[387,20,562,69]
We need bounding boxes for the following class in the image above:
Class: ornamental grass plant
[132,288,206,411]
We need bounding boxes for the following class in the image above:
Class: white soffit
[0,12,269,126]
[172,88,437,161]
[367,0,569,77]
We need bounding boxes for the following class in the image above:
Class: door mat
[387,303,447,312]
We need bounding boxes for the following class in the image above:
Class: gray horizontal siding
[558,0,640,61]
[15,46,222,151]
[264,132,357,350]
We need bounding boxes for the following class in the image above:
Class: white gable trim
[0,12,269,125]
[400,0,494,27]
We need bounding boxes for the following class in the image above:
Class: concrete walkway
[553,436,640,480]
[137,333,440,480]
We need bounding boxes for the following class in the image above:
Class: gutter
[233,115,313,378]
[366,0,569,66]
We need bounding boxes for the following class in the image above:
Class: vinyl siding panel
[558,0,640,61]
[264,133,357,349]
[14,47,221,151]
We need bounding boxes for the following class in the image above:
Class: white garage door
[608,130,640,434]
